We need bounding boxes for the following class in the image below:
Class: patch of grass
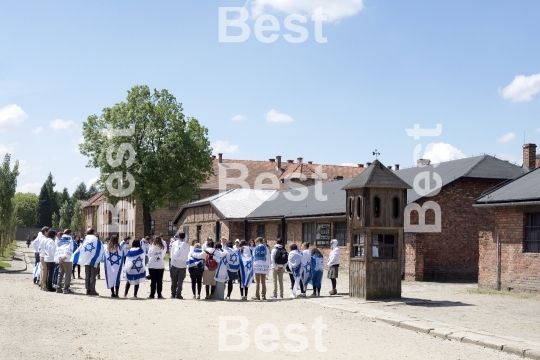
[0,241,17,261]
[164,253,169,263]
[0,261,11,269]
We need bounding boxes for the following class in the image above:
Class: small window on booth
[348,197,353,219]
[374,196,381,218]
[392,197,399,219]
[372,234,396,259]
[352,233,365,258]
[356,197,362,219]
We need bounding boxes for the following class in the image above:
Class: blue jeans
[52,264,60,285]
[34,253,40,265]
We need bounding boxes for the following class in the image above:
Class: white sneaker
[290,294,296,298]
[269,295,277,299]
[225,296,230,300]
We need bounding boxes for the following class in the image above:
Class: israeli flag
[301,250,312,287]
[72,235,103,267]
[33,262,42,282]
[238,246,254,288]
[124,247,146,285]
[288,250,303,280]
[226,248,240,272]
[214,251,229,283]
[103,247,125,289]
[186,248,204,268]
[310,253,324,288]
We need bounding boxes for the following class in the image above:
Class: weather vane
[372,149,380,159]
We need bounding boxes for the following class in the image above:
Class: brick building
[397,155,526,281]
[83,154,364,240]
[475,165,540,293]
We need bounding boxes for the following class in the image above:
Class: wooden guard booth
[343,160,411,300]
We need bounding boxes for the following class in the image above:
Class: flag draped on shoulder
[33,262,42,282]
[288,250,303,280]
[54,236,77,263]
[124,247,146,285]
[186,248,204,268]
[310,252,324,288]
[226,247,240,273]
[72,235,103,267]
[214,251,229,283]
[301,250,312,287]
[238,246,254,288]
[102,246,125,289]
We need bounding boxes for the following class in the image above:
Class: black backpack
[275,247,288,265]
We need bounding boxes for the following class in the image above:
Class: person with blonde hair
[147,235,166,299]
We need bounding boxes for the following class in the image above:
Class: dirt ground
[0,254,524,360]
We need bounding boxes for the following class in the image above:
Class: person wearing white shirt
[327,239,340,295]
[169,233,190,299]
[147,236,166,299]
[38,227,50,290]
[54,230,77,294]
[43,230,58,292]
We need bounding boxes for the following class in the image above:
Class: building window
[168,220,177,236]
[374,196,381,218]
[150,220,155,235]
[333,222,347,247]
[316,223,331,247]
[352,233,365,258]
[302,223,315,244]
[372,234,396,259]
[348,197,353,219]
[196,225,202,243]
[525,213,540,253]
[257,224,265,239]
[392,197,399,219]
[356,197,362,219]
[190,194,201,203]
[183,226,189,243]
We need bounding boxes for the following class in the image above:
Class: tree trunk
[142,203,152,237]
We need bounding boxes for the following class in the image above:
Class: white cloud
[422,143,466,163]
[497,132,516,144]
[17,182,41,194]
[86,177,99,187]
[250,0,364,22]
[49,118,75,130]
[266,109,294,123]
[231,115,247,122]
[32,126,43,134]
[497,154,520,164]
[0,104,27,132]
[212,140,239,154]
[0,143,15,155]
[500,72,540,102]
[71,177,81,184]
[17,160,42,176]
[341,163,356,167]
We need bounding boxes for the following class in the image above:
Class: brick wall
[404,180,497,281]
[479,206,540,293]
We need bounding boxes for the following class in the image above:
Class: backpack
[275,247,288,265]
[205,251,218,270]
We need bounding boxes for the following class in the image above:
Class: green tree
[0,154,19,254]
[58,201,72,231]
[72,182,88,201]
[37,183,53,227]
[52,212,60,230]
[80,85,213,236]
[13,193,39,228]
[44,173,58,217]
[87,184,99,199]
[70,201,85,236]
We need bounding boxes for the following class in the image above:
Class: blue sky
[1,0,539,194]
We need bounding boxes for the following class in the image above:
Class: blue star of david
[108,252,122,266]
[84,242,95,253]
[229,253,238,264]
[131,256,143,273]
[304,263,311,273]
[246,261,252,271]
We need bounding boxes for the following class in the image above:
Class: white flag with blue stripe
[238,246,254,288]
[186,248,204,268]
[124,247,146,285]
[102,246,125,289]
[301,249,312,287]
[214,250,229,282]
[72,235,103,267]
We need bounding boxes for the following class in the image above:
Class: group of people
[31,226,341,300]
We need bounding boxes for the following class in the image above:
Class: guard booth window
[372,234,396,259]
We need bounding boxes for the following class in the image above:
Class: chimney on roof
[334,175,344,181]
[212,155,216,160]
[297,157,303,164]
[395,164,400,170]
[358,164,364,168]
[366,162,372,167]
[287,159,294,163]
[416,158,430,167]
[387,165,392,170]
[276,156,282,169]
[218,153,223,164]
[523,143,537,170]
[269,158,275,162]
[308,161,313,164]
